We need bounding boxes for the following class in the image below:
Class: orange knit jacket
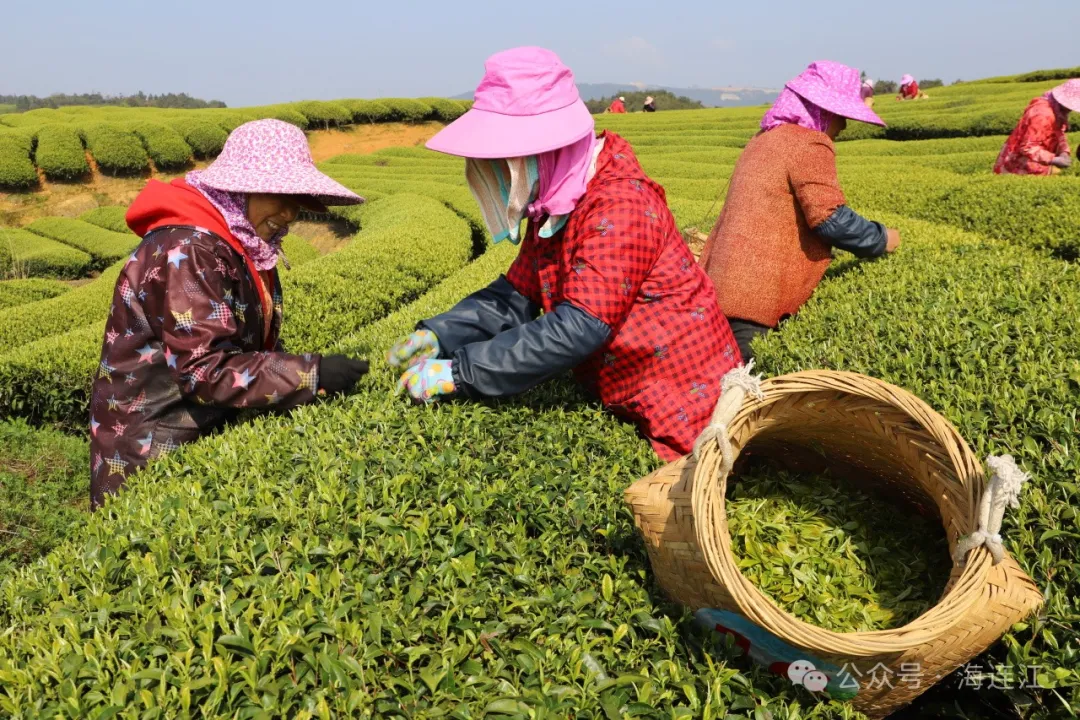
[699,124,846,327]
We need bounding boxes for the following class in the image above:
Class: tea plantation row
[0,200,1076,717]
[0,99,473,189]
[3,81,1080,716]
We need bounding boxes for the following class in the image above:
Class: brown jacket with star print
[89,180,320,509]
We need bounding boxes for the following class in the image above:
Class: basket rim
[691,369,994,656]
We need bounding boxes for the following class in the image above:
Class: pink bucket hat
[194,119,363,209]
[426,47,595,159]
[787,61,886,126]
[1050,79,1080,113]
[900,74,915,87]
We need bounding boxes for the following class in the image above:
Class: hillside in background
[456,82,779,108]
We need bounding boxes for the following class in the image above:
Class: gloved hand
[387,329,440,369]
[318,355,369,394]
[1051,154,1073,169]
[397,359,456,404]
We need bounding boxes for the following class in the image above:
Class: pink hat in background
[426,47,595,159]
[786,61,886,126]
[194,119,363,207]
[900,74,915,87]
[1050,79,1080,113]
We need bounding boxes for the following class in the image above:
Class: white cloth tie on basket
[953,455,1029,566]
[692,361,765,474]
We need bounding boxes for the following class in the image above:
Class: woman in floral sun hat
[699,61,902,361]
[387,46,742,463]
[89,119,369,509]
[995,79,1080,176]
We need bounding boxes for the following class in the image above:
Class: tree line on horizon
[0,92,227,113]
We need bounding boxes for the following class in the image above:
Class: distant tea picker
[606,96,627,113]
[388,46,742,461]
[994,79,1079,176]
[699,61,901,361]
[897,74,928,100]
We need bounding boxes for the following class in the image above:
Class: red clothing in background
[994,97,1070,176]
[607,99,627,113]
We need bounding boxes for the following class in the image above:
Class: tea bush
[421,97,469,123]
[250,104,310,129]
[0,278,69,310]
[282,194,474,350]
[81,124,148,175]
[0,130,38,190]
[0,261,122,354]
[381,98,435,123]
[345,99,395,124]
[0,228,91,279]
[26,217,139,269]
[79,205,131,234]
[128,121,192,170]
[5,211,1076,717]
[0,419,88,576]
[922,176,1080,260]
[169,118,228,158]
[280,233,320,267]
[0,323,102,429]
[34,124,90,181]
[294,100,353,129]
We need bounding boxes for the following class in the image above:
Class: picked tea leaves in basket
[625,368,1043,719]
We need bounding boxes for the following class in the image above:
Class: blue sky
[3,0,1078,106]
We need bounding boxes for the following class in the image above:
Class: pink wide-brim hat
[195,119,363,208]
[787,61,886,126]
[900,74,915,86]
[1050,79,1080,113]
[426,47,595,159]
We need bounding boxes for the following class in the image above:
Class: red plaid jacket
[506,132,741,460]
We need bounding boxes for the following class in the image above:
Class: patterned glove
[387,329,440,369]
[397,359,456,404]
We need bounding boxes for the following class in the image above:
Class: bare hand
[1051,154,1073,169]
[885,228,901,253]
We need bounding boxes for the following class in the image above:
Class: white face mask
[465,157,570,245]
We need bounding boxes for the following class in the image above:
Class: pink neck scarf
[761,89,834,134]
[528,132,598,220]
[185,170,286,272]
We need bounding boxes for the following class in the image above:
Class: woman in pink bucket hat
[994,79,1080,176]
[388,46,743,462]
[89,119,369,509]
[699,61,901,361]
[897,74,928,101]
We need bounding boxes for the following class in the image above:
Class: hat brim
[790,84,887,127]
[195,164,365,207]
[1051,87,1080,113]
[426,100,595,158]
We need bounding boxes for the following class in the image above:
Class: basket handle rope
[953,454,1029,565]
[693,361,765,474]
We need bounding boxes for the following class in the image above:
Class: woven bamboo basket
[625,370,1043,718]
